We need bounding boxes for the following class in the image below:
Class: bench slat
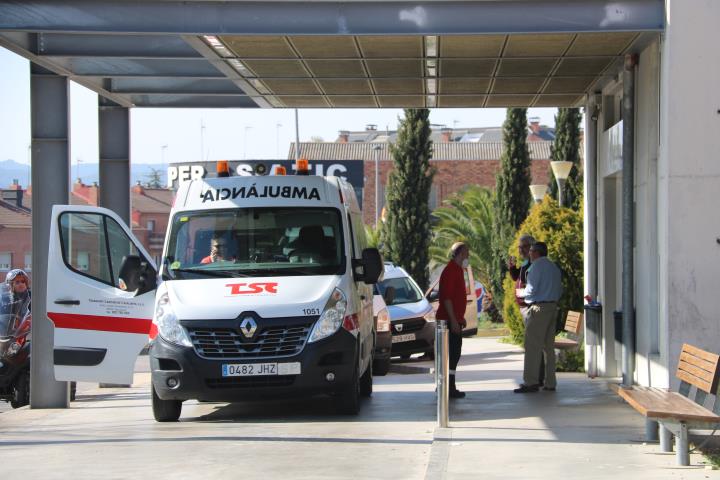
[676,370,714,394]
[678,360,716,384]
[554,337,578,350]
[679,351,717,375]
[564,311,583,335]
[676,344,720,393]
[683,344,720,365]
[618,387,720,422]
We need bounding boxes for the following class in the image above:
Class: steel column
[676,422,689,466]
[621,54,637,387]
[645,419,659,442]
[584,94,600,377]
[436,320,449,428]
[29,64,71,408]
[98,98,130,224]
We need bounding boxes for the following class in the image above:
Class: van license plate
[221,362,301,377]
[392,333,416,343]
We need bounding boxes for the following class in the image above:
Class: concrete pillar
[29,64,71,408]
[98,97,131,224]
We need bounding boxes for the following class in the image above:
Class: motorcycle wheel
[10,370,30,409]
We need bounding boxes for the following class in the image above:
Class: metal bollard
[436,320,449,428]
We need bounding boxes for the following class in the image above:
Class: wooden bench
[616,344,720,465]
[553,310,583,350]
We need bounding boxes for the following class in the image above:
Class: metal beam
[127,94,259,108]
[45,57,226,78]
[110,77,243,95]
[29,64,71,409]
[0,1,665,35]
[37,33,202,58]
[98,98,130,224]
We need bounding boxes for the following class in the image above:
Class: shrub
[502,196,583,344]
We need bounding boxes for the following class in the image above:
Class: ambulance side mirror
[118,255,157,297]
[355,248,383,284]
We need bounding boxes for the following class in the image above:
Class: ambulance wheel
[152,384,182,422]
[360,361,373,397]
[373,358,390,376]
[10,370,29,409]
[336,367,360,415]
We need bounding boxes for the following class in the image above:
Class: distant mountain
[0,159,168,189]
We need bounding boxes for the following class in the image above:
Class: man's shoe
[449,389,466,399]
[513,384,540,393]
[542,386,556,391]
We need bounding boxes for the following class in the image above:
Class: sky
[0,47,560,167]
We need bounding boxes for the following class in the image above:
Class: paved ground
[0,338,715,479]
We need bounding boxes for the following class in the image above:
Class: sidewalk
[423,338,714,479]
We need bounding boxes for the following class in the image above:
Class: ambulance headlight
[153,293,192,347]
[308,288,346,343]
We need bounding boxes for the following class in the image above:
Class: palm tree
[429,186,494,287]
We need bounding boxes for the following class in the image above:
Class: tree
[429,186,494,287]
[489,108,532,311]
[145,167,164,188]
[380,108,435,290]
[502,197,584,344]
[548,108,583,210]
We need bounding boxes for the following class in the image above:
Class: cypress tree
[489,108,532,308]
[548,107,583,210]
[380,108,435,290]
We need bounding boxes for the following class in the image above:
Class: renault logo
[239,317,257,338]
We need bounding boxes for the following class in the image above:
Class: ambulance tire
[152,384,182,422]
[359,361,373,397]
[373,358,390,376]
[336,367,360,415]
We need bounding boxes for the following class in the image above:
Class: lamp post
[373,144,383,227]
[529,184,548,204]
[550,161,573,207]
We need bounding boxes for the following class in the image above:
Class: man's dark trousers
[449,331,462,392]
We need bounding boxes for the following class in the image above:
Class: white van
[46,173,383,421]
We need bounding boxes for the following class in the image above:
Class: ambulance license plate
[392,333,416,343]
[221,362,301,377]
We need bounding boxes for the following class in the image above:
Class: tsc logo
[226,282,278,296]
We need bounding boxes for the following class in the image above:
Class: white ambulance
[46,168,383,421]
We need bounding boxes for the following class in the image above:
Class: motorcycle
[0,284,75,408]
[0,283,32,408]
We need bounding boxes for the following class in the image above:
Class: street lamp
[550,161,573,207]
[529,184,548,204]
[372,144,383,227]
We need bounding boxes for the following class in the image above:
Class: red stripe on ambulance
[48,312,152,335]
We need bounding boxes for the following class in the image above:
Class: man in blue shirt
[514,242,563,393]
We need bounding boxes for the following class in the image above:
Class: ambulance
[46,162,383,421]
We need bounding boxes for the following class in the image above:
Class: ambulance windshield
[162,207,345,279]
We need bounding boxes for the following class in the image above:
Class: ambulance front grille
[187,322,314,359]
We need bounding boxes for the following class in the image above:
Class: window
[0,252,11,271]
[59,212,145,288]
[147,219,156,232]
[377,277,423,306]
[164,207,345,279]
[24,253,31,271]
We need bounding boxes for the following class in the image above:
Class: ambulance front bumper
[149,332,358,402]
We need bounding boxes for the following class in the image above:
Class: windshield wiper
[169,268,248,278]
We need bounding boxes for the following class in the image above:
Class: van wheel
[152,384,182,422]
[10,370,29,409]
[360,361,373,397]
[373,358,390,376]
[336,368,360,415]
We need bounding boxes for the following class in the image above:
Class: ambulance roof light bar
[216,160,230,177]
[295,158,310,176]
[274,166,287,176]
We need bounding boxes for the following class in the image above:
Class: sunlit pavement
[0,338,713,479]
